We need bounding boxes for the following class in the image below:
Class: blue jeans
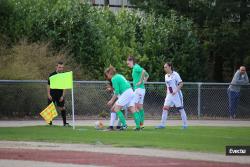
[227,89,240,117]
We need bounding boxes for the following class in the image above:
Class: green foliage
[129,0,250,81]
[1,0,205,81]
[0,40,87,80]
[0,0,14,35]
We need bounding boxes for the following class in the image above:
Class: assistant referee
[47,61,69,126]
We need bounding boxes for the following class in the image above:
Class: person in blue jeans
[228,66,249,119]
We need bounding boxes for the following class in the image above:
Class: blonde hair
[104,65,116,79]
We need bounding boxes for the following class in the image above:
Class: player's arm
[144,70,149,82]
[172,82,183,95]
[107,94,118,106]
[136,70,145,86]
[105,83,114,92]
[137,70,147,86]
[108,79,119,106]
[172,73,183,95]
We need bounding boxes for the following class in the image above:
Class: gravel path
[0,160,105,167]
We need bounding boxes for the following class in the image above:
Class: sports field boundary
[0,120,250,127]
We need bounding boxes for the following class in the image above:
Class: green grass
[0,126,249,154]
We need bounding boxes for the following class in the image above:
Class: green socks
[116,111,126,126]
[133,112,140,128]
[139,109,144,125]
[116,110,142,128]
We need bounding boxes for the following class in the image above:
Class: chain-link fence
[0,80,249,120]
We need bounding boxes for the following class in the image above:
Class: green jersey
[111,74,131,95]
[132,64,148,90]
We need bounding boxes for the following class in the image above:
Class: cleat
[63,123,71,127]
[155,125,165,129]
[133,127,143,130]
[182,125,188,129]
[116,126,121,130]
[134,127,141,131]
[120,125,128,130]
[107,126,114,131]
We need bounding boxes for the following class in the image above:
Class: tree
[129,0,250,81]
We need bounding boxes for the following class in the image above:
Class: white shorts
[134,88,145,104]
[164,91,183,108]
[116,88,135,107]
[116,94,128,110]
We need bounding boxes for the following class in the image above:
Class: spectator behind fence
[228,66,249,119]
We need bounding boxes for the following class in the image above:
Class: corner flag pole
[72,82,75,130]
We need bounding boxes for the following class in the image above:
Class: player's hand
[172,90,177,95]
[106,85,113,92]
[136,81,142,86]
[59,96,64,102]
[48,94,52,101]
[107,100,113,106]
[111,105,115,112]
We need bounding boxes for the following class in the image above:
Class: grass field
[0,126,249,154]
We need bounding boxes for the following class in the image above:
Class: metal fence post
[198,82,202,119]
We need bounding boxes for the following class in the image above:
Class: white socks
[179,109,188,127]
[110,112,116,126]
[160,109,187,127]
[160,110,168,126]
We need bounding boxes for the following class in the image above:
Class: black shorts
[48,95,65,107]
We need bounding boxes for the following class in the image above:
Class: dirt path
[1,147,250,167]
[0,141,249,166]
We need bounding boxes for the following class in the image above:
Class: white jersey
[164,71,183,108]
[165,71,182,94]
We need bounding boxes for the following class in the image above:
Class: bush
[0,39,87,80]
[1,0,206,81]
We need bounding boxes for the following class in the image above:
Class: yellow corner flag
[50,71,73,89]
[40,102,58,124]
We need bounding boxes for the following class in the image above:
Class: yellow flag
[49,71,73,89]
[40,102,58,124]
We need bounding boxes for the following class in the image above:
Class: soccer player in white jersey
[155,62,188,129]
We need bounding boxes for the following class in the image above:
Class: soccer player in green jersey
[105,81,124,130]
[104,65,141,130]
[127,56,149,129]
